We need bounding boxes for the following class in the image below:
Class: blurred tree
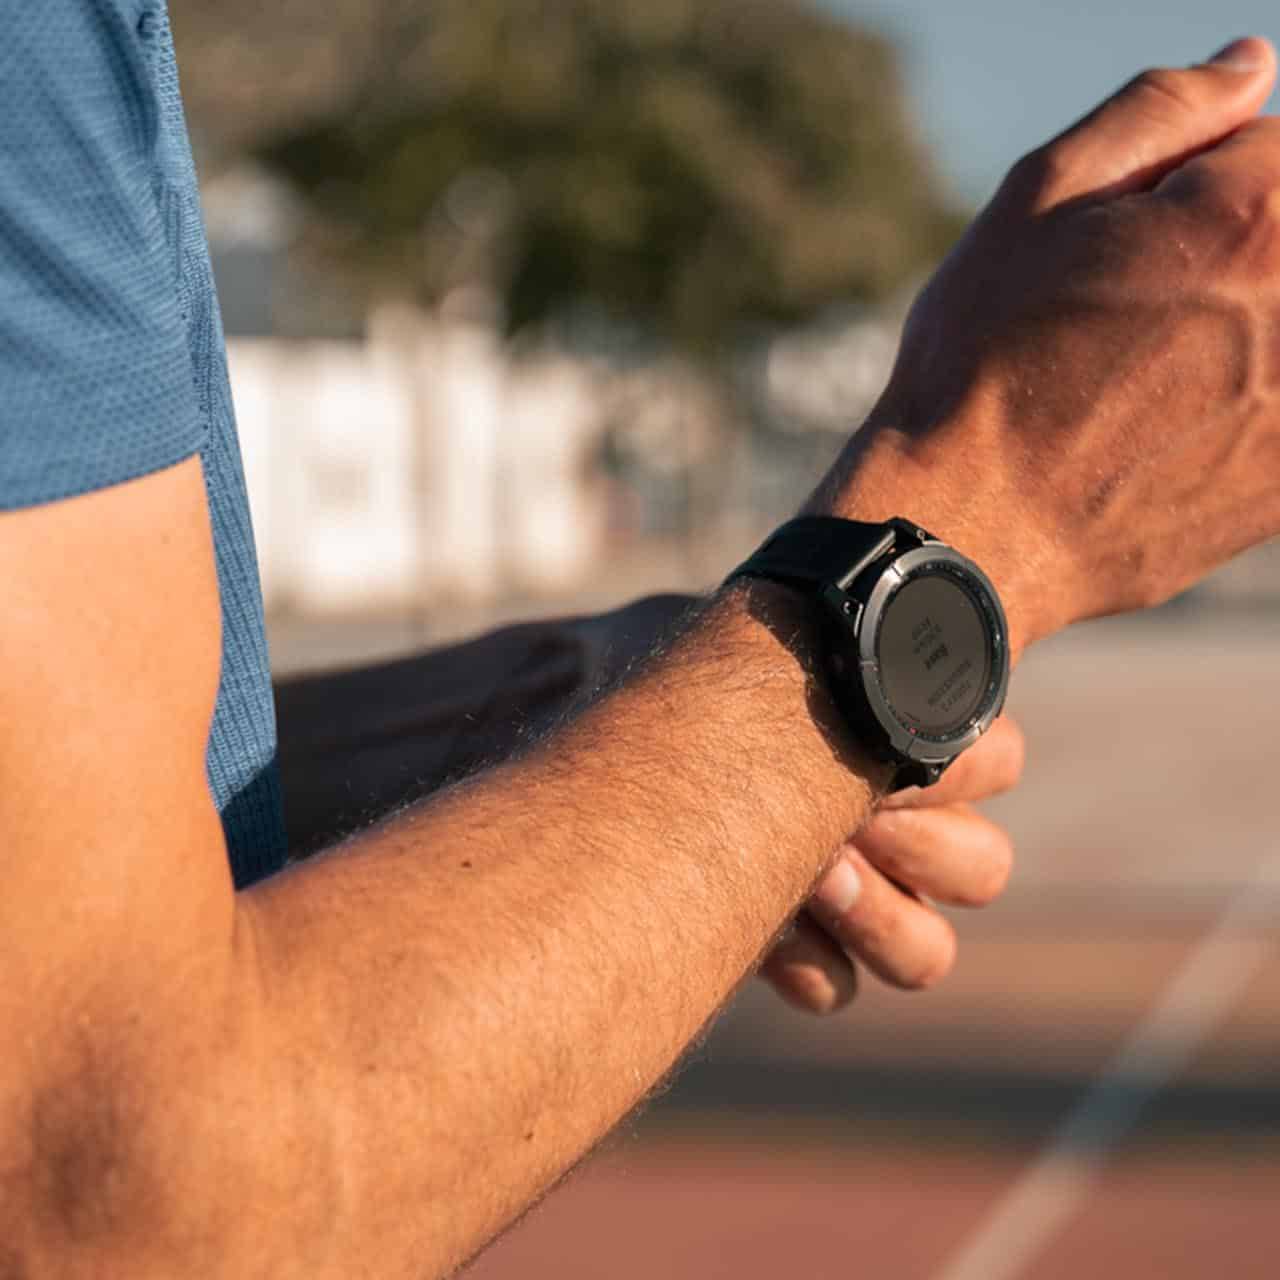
[171,0,963,354]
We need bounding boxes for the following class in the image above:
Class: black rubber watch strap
[725,515,1006,795]
[728,515,916,594]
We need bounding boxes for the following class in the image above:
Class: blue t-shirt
[0,1,286,887]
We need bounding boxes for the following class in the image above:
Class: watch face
[874,567,995,739]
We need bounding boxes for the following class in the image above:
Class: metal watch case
[818,541,1010,788]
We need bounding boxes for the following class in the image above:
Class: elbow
[3,915,343,1276]
[2,1055,204,1277]
[5,1035,314,1277]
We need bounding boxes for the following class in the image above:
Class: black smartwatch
[727,515,1010,789]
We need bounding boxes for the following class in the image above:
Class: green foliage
[173,0,964,353]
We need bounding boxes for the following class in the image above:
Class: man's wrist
[710,575,897,798]
[806,420,1055,663]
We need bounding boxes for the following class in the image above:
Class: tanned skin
[271,599,1024,1013]
[4,36,1280,1280]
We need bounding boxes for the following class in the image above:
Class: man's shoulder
[0,0,204,514]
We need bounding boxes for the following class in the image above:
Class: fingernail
[1206,37,1268,71]
[822,859,862,915]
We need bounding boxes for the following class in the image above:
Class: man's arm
[0,457,886,1277]
[273,602,1023,1013]
[6,38,1280,1280]
[245,582,887,1276]
[273,596,695,856]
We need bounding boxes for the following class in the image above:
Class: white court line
[933,851,1280,1280]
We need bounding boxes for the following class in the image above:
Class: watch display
[726,514,1010,789]
[875,568,994,738]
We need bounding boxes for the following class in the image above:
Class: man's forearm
[272,622,588,856]
[222,584,887,1278]
[273,595,696,856]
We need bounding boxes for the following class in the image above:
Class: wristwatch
[727,515,1010,789]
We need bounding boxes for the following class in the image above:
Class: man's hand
[816,37,1280,653]
[763,716,1025,1013]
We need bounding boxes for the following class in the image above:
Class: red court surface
[464,1139,1279,1280]
[464,922,1279,1280]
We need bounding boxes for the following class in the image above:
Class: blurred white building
[209,167,904,618]
[227,311,907,617]
[230,314,609,616]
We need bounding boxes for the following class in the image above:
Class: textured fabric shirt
[0,0,287,887]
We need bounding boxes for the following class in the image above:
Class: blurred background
[171,1,1279,1275]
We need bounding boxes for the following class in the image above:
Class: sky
[819,0,1280,205]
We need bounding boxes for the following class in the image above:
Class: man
[2,3,1277,1273]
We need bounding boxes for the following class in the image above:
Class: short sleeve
[0,1,205,511]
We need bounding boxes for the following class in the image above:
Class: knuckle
[857,811,910,875]
[1004,144,1070,206]
[1177,157,1280,242]
[1204,180,1262,228]
[1128,67,1195,116]
[886,830,942,892]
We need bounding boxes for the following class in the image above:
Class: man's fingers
[1006,37,1276,211]
[759,916,858,1016]
[808,849,957,991]
[880,715,1025,812]
[854,803,1013,908]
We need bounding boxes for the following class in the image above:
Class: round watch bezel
[856,546,1009,764]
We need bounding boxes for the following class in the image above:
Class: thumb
[1023,37,1276,208]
